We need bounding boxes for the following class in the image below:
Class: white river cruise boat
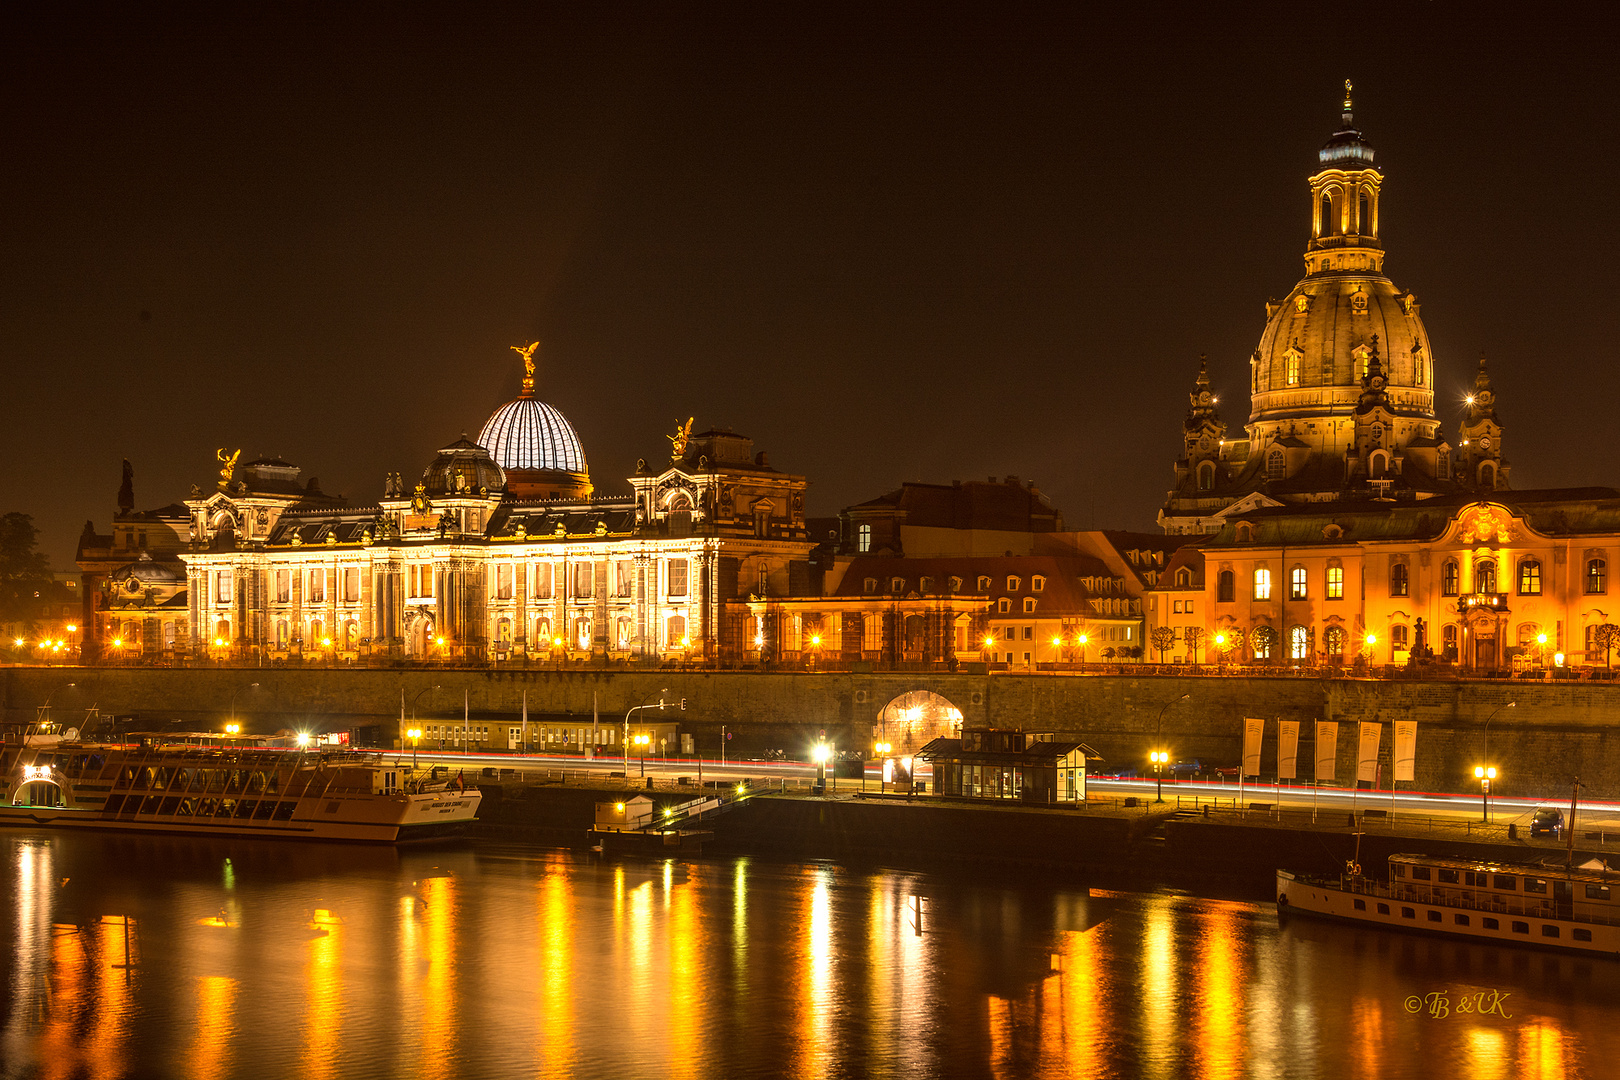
[1278,853,1620,958]
[0,731,480,843]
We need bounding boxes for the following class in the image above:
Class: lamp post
[1536,632,1549,669]
[1214,633,1227,671]
[813,739,830,794]
[1152,692,1190,802]
[1150,750,1169,802]
[1474,765,1497,823]
[1477,700,1515,820]
[411,685,440,755]
[874,741,892,793]
[1077,632,1089,667]
[37,682,76,731]
[407,727,423,768]
[633,732,651,777]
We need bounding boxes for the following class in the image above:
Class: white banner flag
[1315,721,1338,782]
[1277,720,1300,780]
[1357,721,1382,783]
[1393,720,1417,783]
[1243,717,1266,777]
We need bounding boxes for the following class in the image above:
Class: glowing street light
[407,727,423,767]
[296,733,312,748]
[224,723,240,736]
[1474,764,1498,823]
[1150,750,1170,802]
[812,740,831,794]
[633,732,651,778]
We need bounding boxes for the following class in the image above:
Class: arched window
[1197,461,1215,491]
[574,618,591,650]
[1290,566,1307,600]
[1389,562,1409,597]
[1286,352,1300,386]
[1357,192,1370,235]
[1442,624,1459,659]
[344,620,359,649]
[1290,625,1311,661]
[1254,568,1272,601]
[1475,561,1497,594]
[1587,558,1607,595]
[903,614,926,651]
[1267,450,1285,480]
[276,620,289,647]
[1441,561,1459,596]
[1392,625,1409,650]
[1480,462,1496,488]
[1370,451,1389,479]
[1324,625,1345,661]
[1217,570,1235,603]
[1326,565,1344,599]
[307,619,322,644]
[666,615,687,647]
[1518,560,1542,596]
[857,523,872,553]
[1175,568,1192,587]
[1320,194,1334,236]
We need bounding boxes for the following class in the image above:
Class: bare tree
[1596,623,1620,669]
[1183,625,1205,663]
[1151,625,1176,662]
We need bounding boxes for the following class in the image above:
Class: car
[1530,807,1564,837]
[1170,759,1203,777]
[1212,765,1241,780]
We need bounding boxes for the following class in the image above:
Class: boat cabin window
[1524,879,1548,895]
[1427,911,1443,922]
[1377,903,1390,915]
[1465,872,1488,886]
[1575,929,1593,942]
[1391,865,1405,878]
[1401,907,1416,919]
[1437,869,1459,884]
[1454,914,1470,926]
[1483,918,1499,930]
[1494,875,1517,890]
[1511,921,1529,934]
[1410,866,1431,881]
[1586,885,1611,900]
[1353,899,1366,910]
[1542,925,1560,938]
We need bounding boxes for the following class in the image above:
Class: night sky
[3,3,1617,567]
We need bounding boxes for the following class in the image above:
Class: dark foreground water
[0,831,1614,1080]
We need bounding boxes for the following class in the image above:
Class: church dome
[421,435,506,497]
[478,397,587,475]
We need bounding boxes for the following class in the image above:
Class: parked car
[1530,807,1564,837]
[1212,765,1241,781]
[1170,759,1203,777]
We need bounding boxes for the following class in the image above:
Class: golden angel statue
[511,341,539,379]
[668,417,694,458]
[216,448,241,486]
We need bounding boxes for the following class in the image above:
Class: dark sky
[3,3,1617,568]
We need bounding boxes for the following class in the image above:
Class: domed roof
[421,435,506,496]
[477,397,587,476]
[1252,272,1433,426]
[1319,83,1377,170]
[111,552,185,585]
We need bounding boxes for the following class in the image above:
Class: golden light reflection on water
[399,876,458,1079]
[667,862,703,1080]
[1141,898,1177,1080]
[301,911,342,1080]
[1350,994,1383,1076]
[83,917,134,1078]
[1518,1021,1571,1080]
[1052,916,1104,1079]
[535,870,575,1078]
[1466,1025,1509,1080]
[38,910,83,1080]
[187,976,238,1080]
[791,870,834,1077]
[1191,902,1243,1080]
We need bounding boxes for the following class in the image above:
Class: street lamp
[407,727,423,768]
[1536,632,1549,668]
[1150,750,1169,802]
[874,741,892,793]
[1077,632,1089,666]
[1474,765,1498,823]
[229,682,259,732]
[633,732,651,777]
[813,740,831,794]
[1151,692,1190,801]
[1478,701,1514,820]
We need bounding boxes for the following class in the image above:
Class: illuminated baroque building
[80,350,814,663]
[1156,88,1620,672]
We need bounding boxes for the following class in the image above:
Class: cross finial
[1343,79,1353,113]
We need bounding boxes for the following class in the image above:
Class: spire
[1184,353,1224,434]
[1342,79,1354,122]
[1465,353,1498,421]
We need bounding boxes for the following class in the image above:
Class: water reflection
[0,831,1615,1079]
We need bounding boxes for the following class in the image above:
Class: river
[0,830,1613,1079]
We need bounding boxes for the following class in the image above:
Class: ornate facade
[82,351,814,663]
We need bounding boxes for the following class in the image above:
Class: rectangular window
[862,615,882,652]
[342,567,360,603]
[215,571,233,605]
[1519,561,1542,596]
[1525,878,1548,895]
[1173,600,1182,614]
[1427,910,1442,923]
[1376,903,1390,915]
[1453,914,1470,926]
[1541,924,1560,938]
[1184,599,1194,614]
[1586,884,1611,900]
[308,569,326,603]
[1353,899,1366,911]
[1483,918,1499,930]
[276,570,291,603]
[496,563,514,600]
[1401,907,1415,919]
[572,562,594,598]
[1574,928,1593,942]
[668,559,689,598]
[615,560,634,598]
[1411,866,1431,881]
[1254,568,1272,601]
[1438,869,1459,884]
[1327,566,1344,599]
[1511,921,1529,934]
[532,563,552,600]
[1494,875,1517,890]
[1290,566,1307,600]
[1587,558,1607,594]
[1442,561,1459,596]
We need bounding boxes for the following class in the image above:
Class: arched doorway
[873,690,964,755]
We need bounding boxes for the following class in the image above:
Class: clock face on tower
[1480,437,1492,450]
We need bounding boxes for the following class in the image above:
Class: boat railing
[1378,881,1620,928]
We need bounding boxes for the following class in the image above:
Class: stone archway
[873,690,964,755]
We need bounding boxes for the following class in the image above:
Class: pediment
[1215,492,1285,518]
[1440,502,1547,546]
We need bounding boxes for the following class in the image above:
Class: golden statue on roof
[1343,79,1353,111]
[511,341,539,394]
[669,417,694,459]
[215,448,240,488]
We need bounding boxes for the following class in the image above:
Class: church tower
[1457,355,1508,490]
[1160,84,1475,534]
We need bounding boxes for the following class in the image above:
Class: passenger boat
[0,730,480,842]
[1277,853,1620,957]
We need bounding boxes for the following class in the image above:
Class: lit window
[1519,560,1542,596]
[1390,562,1409,597]
[1290,567,1307,600]
[857,523,871,553]
[1326,565,1343,599]
[1286,351,1300,386]
[1254,568,1272,601]
[668,559,689,597]
[1290,625,1310,661]
[1475,561,1497,594]
[1587,558,1607,595]
[1441,561,1459,597]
